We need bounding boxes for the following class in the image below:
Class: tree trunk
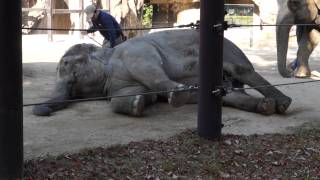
[22,0,71,34]
[111,0,144,38]
[22,0,49,34]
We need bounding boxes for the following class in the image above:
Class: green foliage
[142,4,153,27]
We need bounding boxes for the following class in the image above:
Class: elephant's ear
[73,54,89,64]
[62,54,89,65]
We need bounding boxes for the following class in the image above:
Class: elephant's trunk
[276,13,294,78]
[32,78,74,116]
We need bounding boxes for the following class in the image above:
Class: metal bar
[80,0,84,39]
[225,3,254,7]
[22,7,47,11]
[0,1,23,179]
[53,9,83,13]
[47,0,53,41]
[198,0,224,140]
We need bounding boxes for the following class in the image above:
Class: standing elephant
[276,0,320,78]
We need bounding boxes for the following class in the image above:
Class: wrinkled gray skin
[33,29,292,117]
[277,0,320,78]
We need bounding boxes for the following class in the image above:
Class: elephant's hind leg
[128,60,191,108]
[224,63,291,114]
[110,86,157,116]
[239,71,291,114]
[223,91,276,115]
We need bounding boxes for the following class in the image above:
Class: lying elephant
[33,29,292,117]
[277,0,320,78]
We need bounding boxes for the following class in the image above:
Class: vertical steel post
[0,0,23,179]
[198,0,224,140]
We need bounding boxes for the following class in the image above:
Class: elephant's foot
[110,95,145,117]
[168,84,191,107]
[32,105,53,116]
[256,98,276,115]
[295,66,311,78]
[275,96,292,114]
[132,95,145,116]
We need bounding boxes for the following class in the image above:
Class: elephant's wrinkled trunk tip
[277,64,293,78]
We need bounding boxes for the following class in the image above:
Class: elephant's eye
[64,61,68,66]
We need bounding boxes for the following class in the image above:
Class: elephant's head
[276,0,320,77]
[57,44,110,96]
[32,43,112,116]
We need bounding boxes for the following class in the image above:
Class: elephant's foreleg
[295,28,320,78]
[110,86,157,116]
[223,91,276,115]
[32,79,73,116]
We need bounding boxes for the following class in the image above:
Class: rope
[23,86,199,107]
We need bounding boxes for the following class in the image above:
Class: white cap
[84,5,96,14]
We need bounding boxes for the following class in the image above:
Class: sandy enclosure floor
[22,32,320,159]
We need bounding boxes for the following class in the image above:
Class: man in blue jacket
[84,5,126,48]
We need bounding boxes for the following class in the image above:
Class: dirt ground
[22,30,320,160]
[24,129,320,179]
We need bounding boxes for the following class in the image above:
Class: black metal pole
[0,1,23,179]
[198,0,224,140]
